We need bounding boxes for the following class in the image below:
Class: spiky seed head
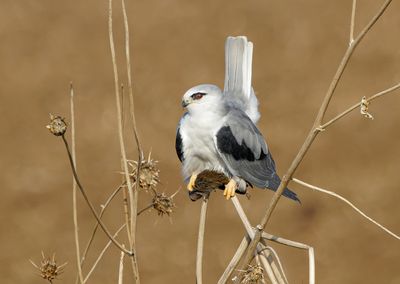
[30,252,67,283]
[128,153,160,191]
[240,264,264,284]
[46,114,67,136]
[152,192,176,216]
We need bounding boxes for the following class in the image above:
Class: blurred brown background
[1,0,400,283]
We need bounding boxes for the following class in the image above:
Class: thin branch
[217,236,250,284]
[257,250,278,284]
[118,248,125,284]
[259,244,288,284]
[62,135,132,256]
[83,224,126,283]
[70,83,84,284]
[108,0,135,243]
[350,0,357,44]
[238,0,393,269]
[196,198,208,284]
[79,184,123,268]
[260,232,315,284]
[292,178,400,240]
[321,82,400,129]
[230,197,285,284]
[121,0,142,253]
[136,203,154,216]
[255,254,267,284]
[119,2,142,281]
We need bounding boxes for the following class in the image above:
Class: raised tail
[223,36,260,124]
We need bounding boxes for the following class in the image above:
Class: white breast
[180,114,228,180]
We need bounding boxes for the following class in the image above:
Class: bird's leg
[187,173,198,191]
[223,179,237,200]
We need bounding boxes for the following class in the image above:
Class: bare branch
[83,224,126,283]
[320,82,400,129]
[230,197,286,283]
[238,0,393,269]
[292,178,400,240]
[217,237,250,284]
[62,135,132,256]
[349,0,357,44]
[79,184,123,269]
[70,83,84,284]
[196,198,208,284]
[118,248,125,284]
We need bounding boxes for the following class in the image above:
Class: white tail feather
[224,36,260,124]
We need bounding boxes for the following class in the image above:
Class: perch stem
[237,0,393,270]
[196,197,208,284]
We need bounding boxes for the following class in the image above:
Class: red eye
[191,92,205,100]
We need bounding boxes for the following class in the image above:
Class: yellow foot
[187,173,198,191]
[223,179,237,200]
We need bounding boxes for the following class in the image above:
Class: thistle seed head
[240,264,264,284]
[128,153,160,191]
[152,192,176,216]
[30,252,67,283]
[46,114,67,136]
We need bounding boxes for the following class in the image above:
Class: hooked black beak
[182,98,191,108]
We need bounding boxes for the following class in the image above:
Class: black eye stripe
[191,92,206,100]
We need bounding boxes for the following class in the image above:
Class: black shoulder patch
[175,128,184,162]
[216,126,266,161]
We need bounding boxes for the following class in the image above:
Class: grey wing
[214,109,275,188]
[214,109,300,202]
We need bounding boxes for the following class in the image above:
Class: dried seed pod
[128,153,160,191]
[152,192,176,216]
[240,264,264,284]
[46,114,67,136]
[30,252,67,283]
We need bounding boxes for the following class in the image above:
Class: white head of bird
[181,84,224,116]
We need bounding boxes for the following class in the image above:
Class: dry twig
[196,197,209,284]
[69,83,84,284]
[236,0,393,271]
[292,178,400,240]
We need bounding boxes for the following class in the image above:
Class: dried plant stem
[70,84,84,284]
[120,3,142,280]
[320,82,400,129]
[237,0,393,270]
[259,244,288,284]
[260,231,315,284]
[230,197,286,284]
[350,0,357,44]
[257,250,278,284]
[62,135,132,255]
[137,203,154,216]
[292,178,400,240]
[255,255,267,284]
[217,236,250,284]
[108,0,140,281]
[118,249,125,284]
[196,198,208,284]
[79,184,123,269]
[83,224,126,283]
[108,0,135,243]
